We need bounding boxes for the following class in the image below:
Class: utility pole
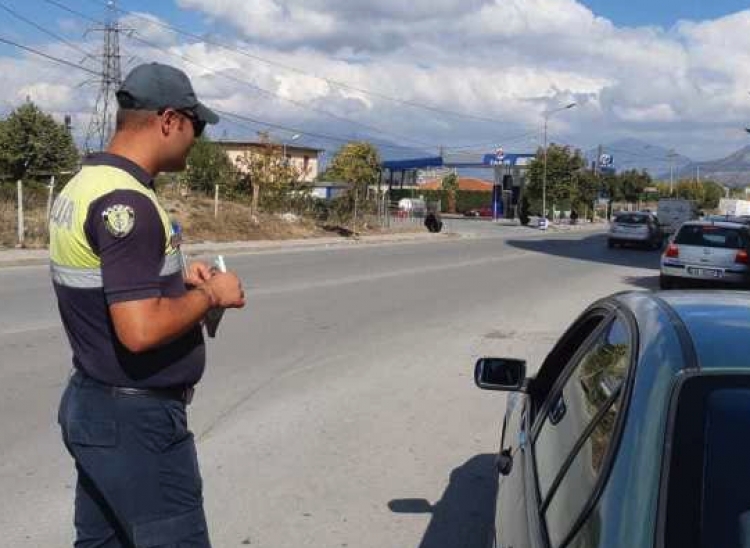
[85,1,124,152]
[542,103,576,221]
[667,150,678,195]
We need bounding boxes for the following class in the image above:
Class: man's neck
[106,133,159,178]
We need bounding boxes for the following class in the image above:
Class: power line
[124,31,437,150]
[0,35,99,76]
[444,131,540,151]
[0,36,429,151]
[214,108,432,151]
[604,146,676,163]
[43,0,100,25]
[79,0,512,126]
[41,0,548,152]
[43,0,440,149]
[0,2,95,61]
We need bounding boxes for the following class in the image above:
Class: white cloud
[16,83,73,110]
[120,13,179,47]
[2,0,750,160]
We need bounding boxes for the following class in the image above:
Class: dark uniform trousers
[58,371,211,547]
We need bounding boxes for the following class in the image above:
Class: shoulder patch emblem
[102,204,135,238]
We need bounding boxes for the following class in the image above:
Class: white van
[657,199,699,235]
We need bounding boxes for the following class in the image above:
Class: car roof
[637,291,750,372]
[679,220,747,229]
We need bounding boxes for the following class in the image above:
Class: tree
[700,180,724,210]
[234,136,301,215]
[574,170,601,220]
[615,169,651,202]
[665,179,724,210]
[441,172,458,213]
[320,141,381,231]
[525,144,586,215]
[182,137,237,195]
[0,101,78,180]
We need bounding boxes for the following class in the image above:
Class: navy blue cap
[116,62,219,125]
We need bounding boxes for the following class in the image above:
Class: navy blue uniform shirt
[52,153,205,388]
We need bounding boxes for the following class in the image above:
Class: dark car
[475,291,750,548]
[608,212,663,249]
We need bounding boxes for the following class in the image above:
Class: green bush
[456,191,492,212]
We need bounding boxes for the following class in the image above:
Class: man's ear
[160,110,177,137]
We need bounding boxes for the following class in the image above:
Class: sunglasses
[176,108,206,138]
[159,107,206,138]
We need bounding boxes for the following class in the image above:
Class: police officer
[50,63,245,547]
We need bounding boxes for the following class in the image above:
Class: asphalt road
[0,226,662,547]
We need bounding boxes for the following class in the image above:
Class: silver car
[608,212,663,250]
[660,220,750,289]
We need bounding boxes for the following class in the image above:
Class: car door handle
[496,449,514,476]
[549,397,567,425]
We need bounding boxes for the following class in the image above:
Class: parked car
[608,212,663,249]
[474,291,750,548]
[660,220,750,289]
[464,207,494,218]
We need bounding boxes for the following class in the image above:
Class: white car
[660,221,750,289]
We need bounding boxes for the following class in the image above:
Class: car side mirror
[474,358,527,391]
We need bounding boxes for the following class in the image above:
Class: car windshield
[614,214,649,225]
[674,226,748,249]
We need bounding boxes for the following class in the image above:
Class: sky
[1,0,750,165]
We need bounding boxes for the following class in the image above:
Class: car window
[533,317,632,546]
[675,225,747,249]
[531,313,608,418]
[615,214,648,225]
[663,380,750,548]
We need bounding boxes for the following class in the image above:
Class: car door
[530,312,635,548]
[493,309,611,548]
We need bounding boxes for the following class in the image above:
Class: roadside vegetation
[0,103,418,248]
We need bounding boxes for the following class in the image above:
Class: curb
[0,231,459,269]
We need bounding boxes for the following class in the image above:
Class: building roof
[213,140,324,153]
[420,177,494,191]
[382,152,535,170]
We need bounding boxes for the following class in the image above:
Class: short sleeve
[85,190,167,304]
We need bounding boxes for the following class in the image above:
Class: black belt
[111,385,194,405]
[73,371,195,405]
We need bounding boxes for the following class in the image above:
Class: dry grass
[166,195,331,242]
[0,189,421,249]
[0,199,49,248]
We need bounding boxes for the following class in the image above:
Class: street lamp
[283,133,301,164]
[542,102,576,221]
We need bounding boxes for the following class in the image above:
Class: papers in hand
[204,255,226,338]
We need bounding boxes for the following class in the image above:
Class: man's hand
[184,260,212,287]
[201,272,246,309]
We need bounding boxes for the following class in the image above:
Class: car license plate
[687,267,723,278]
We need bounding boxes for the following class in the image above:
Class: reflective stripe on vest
[49,165,178,275]
[50,253,182,289]
[50,262,103,288]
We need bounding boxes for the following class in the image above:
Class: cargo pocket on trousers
[131,506,208,547]
[67,420,118,447]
